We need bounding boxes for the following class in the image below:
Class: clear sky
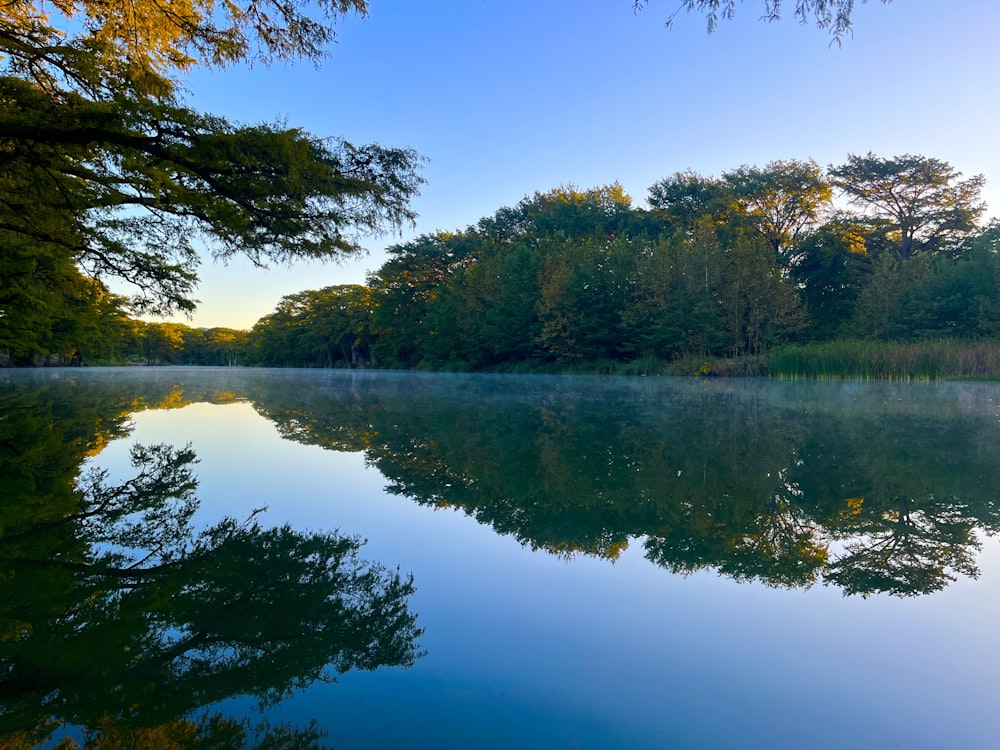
[158,0,1000,329]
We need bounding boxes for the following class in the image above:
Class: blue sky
[164,0,1000,329]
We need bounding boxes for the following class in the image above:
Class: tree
[790,216,871,338]
[200,327,250,366]
[828,153,985,260]
[722,159,832,263]
[142,322,186,364]
[421,240,543,368]
[717,229,806,355]
[0,79,423,316]
[647,170,733,231]
[0,237,130,364]
[248,285,378,368]
[0,0,423,357]
[485,184,636,241]
[368,232,481,367]
[634,0,894,41]
[847,234,1000,342]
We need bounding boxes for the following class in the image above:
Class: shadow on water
[0,377,423,748]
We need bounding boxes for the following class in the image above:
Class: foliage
[0,239,131,364]
[0,0,422,361]
[647,170,732,230]
[722,158,832,263]
[9,150,999,377]
[250,285,376,367]
[828,153,985,259]
[0,0,370,98]
[0,79,423,316]
[634,0,894,41]
[232,154,995,375]
[476,183,641,241]
[789,216,870,338]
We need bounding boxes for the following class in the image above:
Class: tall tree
[790,216,871,338]
[0,237,129,364]
[717,230,806,355]
[422,241,543,368]
[722,159,832,263]
[477,184,636,243]
[828,153,985,260]
[368,232,480,367]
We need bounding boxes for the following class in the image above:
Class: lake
[3,367,1000,749]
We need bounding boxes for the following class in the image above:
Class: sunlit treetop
[0,0,367,95]
[635,0,893,41]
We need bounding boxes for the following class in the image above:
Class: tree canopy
[0,0,423,357]
[1,79,422,314]
[723,159,832,262]
[0,0,369,97]
[828,153,986,260]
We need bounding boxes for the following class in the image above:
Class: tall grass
[758,339,1000,380]
[412,340,1000,379]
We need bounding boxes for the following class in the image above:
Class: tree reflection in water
[823,494,982,596]
[0,387,423,749]
[248,373,1000,599]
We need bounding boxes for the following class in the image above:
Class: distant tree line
[6,153,998,371]
[0,310,250,367]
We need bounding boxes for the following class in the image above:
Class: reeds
[757,339,1000,380]
[417,340,1000,379]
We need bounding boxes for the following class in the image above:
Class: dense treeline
[246,154,1000,373]
[7,153,1000,374]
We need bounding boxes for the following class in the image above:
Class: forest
[9,153,1000,378]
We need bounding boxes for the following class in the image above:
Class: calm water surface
[3,367,1000,749]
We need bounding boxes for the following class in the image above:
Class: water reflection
[0,384,423,747]
[245,372,1000,597]
[9,370,998,602]
[5,368,1000,749]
